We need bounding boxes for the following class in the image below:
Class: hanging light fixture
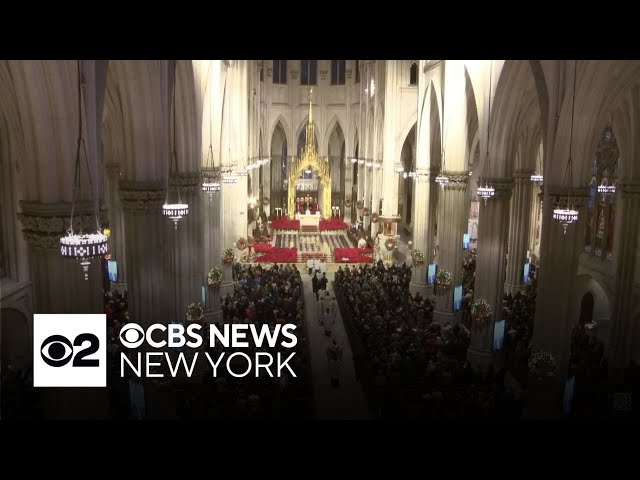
[202,62,221,200]
[477,60,495,204]
[435,151,450,186]
[60,60,109,281]
[597,168,616,196]
[202,145,221,199]
[553,60,580,235]
[163,63,189,230]
[531,174,544,182]
[394,164,405,173]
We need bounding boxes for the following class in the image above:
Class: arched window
[301,60,317,85]
[409,62,418,86]
[273,60,287,84]
[331,60,346,85]
[584,126,618,260]
[355,60,360,83]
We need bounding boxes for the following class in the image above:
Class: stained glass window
[584,126,618,260]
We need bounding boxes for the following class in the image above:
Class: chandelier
[531,174,543,182]
[202,77,220,200]
[164,63,189,230]
[435,150,449,187]
[350,157,358,164]
[553,60,579,235]
[597,169,616,197]
[394,164,405,174]
[477,61,495,204]
[60,60,109,280]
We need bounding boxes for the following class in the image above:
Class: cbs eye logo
[33,314,106,387]
[40,333,100,367]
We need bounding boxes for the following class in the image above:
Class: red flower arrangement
[371,212,379,223]
[363,207,370,216]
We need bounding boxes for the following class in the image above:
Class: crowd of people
[210,263,312,418]
[333,261,523,418]
[502,288,537,382]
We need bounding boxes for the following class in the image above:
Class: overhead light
[366,161,373,168]
[553,207,579,235]
[531,174,543,182]
[435,174,449,186]
[477,184,495,203]
[163,203,189,230]
[358,159,365,165]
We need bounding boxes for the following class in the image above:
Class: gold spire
[305,88,315,154]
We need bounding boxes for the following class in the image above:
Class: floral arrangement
[528,350,558,378]
[363,207,370,216]
[470,298,492,325]
[222,248,235,264]
[371,212,378,223]
[262,198,270,205]
[240,251,256,263]
[207,267,222,288]
[411,249,425,266]
[385,237,396,251]
[584,321,598,331]
[345,199,352,208]
[356,200,364,209]
[236,237,248,250]
[435,269,452,288]
[186,302,204,323]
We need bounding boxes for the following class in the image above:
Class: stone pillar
[18,201,107,314]
[608,180,640,377]
[467,179,513,370]
[105,163,127,289]
[119,182,172,328]
[203,171,223,324]
[168,174,202,323]
[531,186,588,380]
[433,172,469,324]
[382,61,400,216]
[344,158,353,221]
[410,168,438,298]
[504,170,534,294]
[371,166,382,238]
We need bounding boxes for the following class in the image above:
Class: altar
[296,211,321,228]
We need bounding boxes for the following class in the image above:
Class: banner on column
[427,263,437,285]
[523,262,530,284]
[108,260,118,282]
[463,233,470,250]
[493,320,505,351]
[453,285,463,311]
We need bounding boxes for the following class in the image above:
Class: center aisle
[302,271,370,419]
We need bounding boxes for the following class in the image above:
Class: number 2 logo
[40,333,100,368]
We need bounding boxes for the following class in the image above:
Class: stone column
[531,186,588,379]
[608,180,640,377]
[467,179,513,370]
[410,168,438,298]
[504,170,534,294]
[370,166,382,238]
[382,61,400,216]
[168,173,202,323]
[119,182,172,328]
[18,202,107,314]
[433,172,469,324]
[344,158,353,221]
[203,170,223,324]
[105,163,127,289]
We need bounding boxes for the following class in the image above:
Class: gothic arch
[269,114,292,156]
[324,115,345,156]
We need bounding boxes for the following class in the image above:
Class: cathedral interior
[1,60,639,420]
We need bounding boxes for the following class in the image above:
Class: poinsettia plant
[186,302,204,323]
[435,269,452,288]
[207,267,222,287]
[371,212,379,223]
[528,350,558,378]
[363,207,370,216]
[222,248,235,264]
[356,200,364,209]
[345,199,352,208]
[411,249,425,266]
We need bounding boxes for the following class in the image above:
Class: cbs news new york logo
[33,314,106,387]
